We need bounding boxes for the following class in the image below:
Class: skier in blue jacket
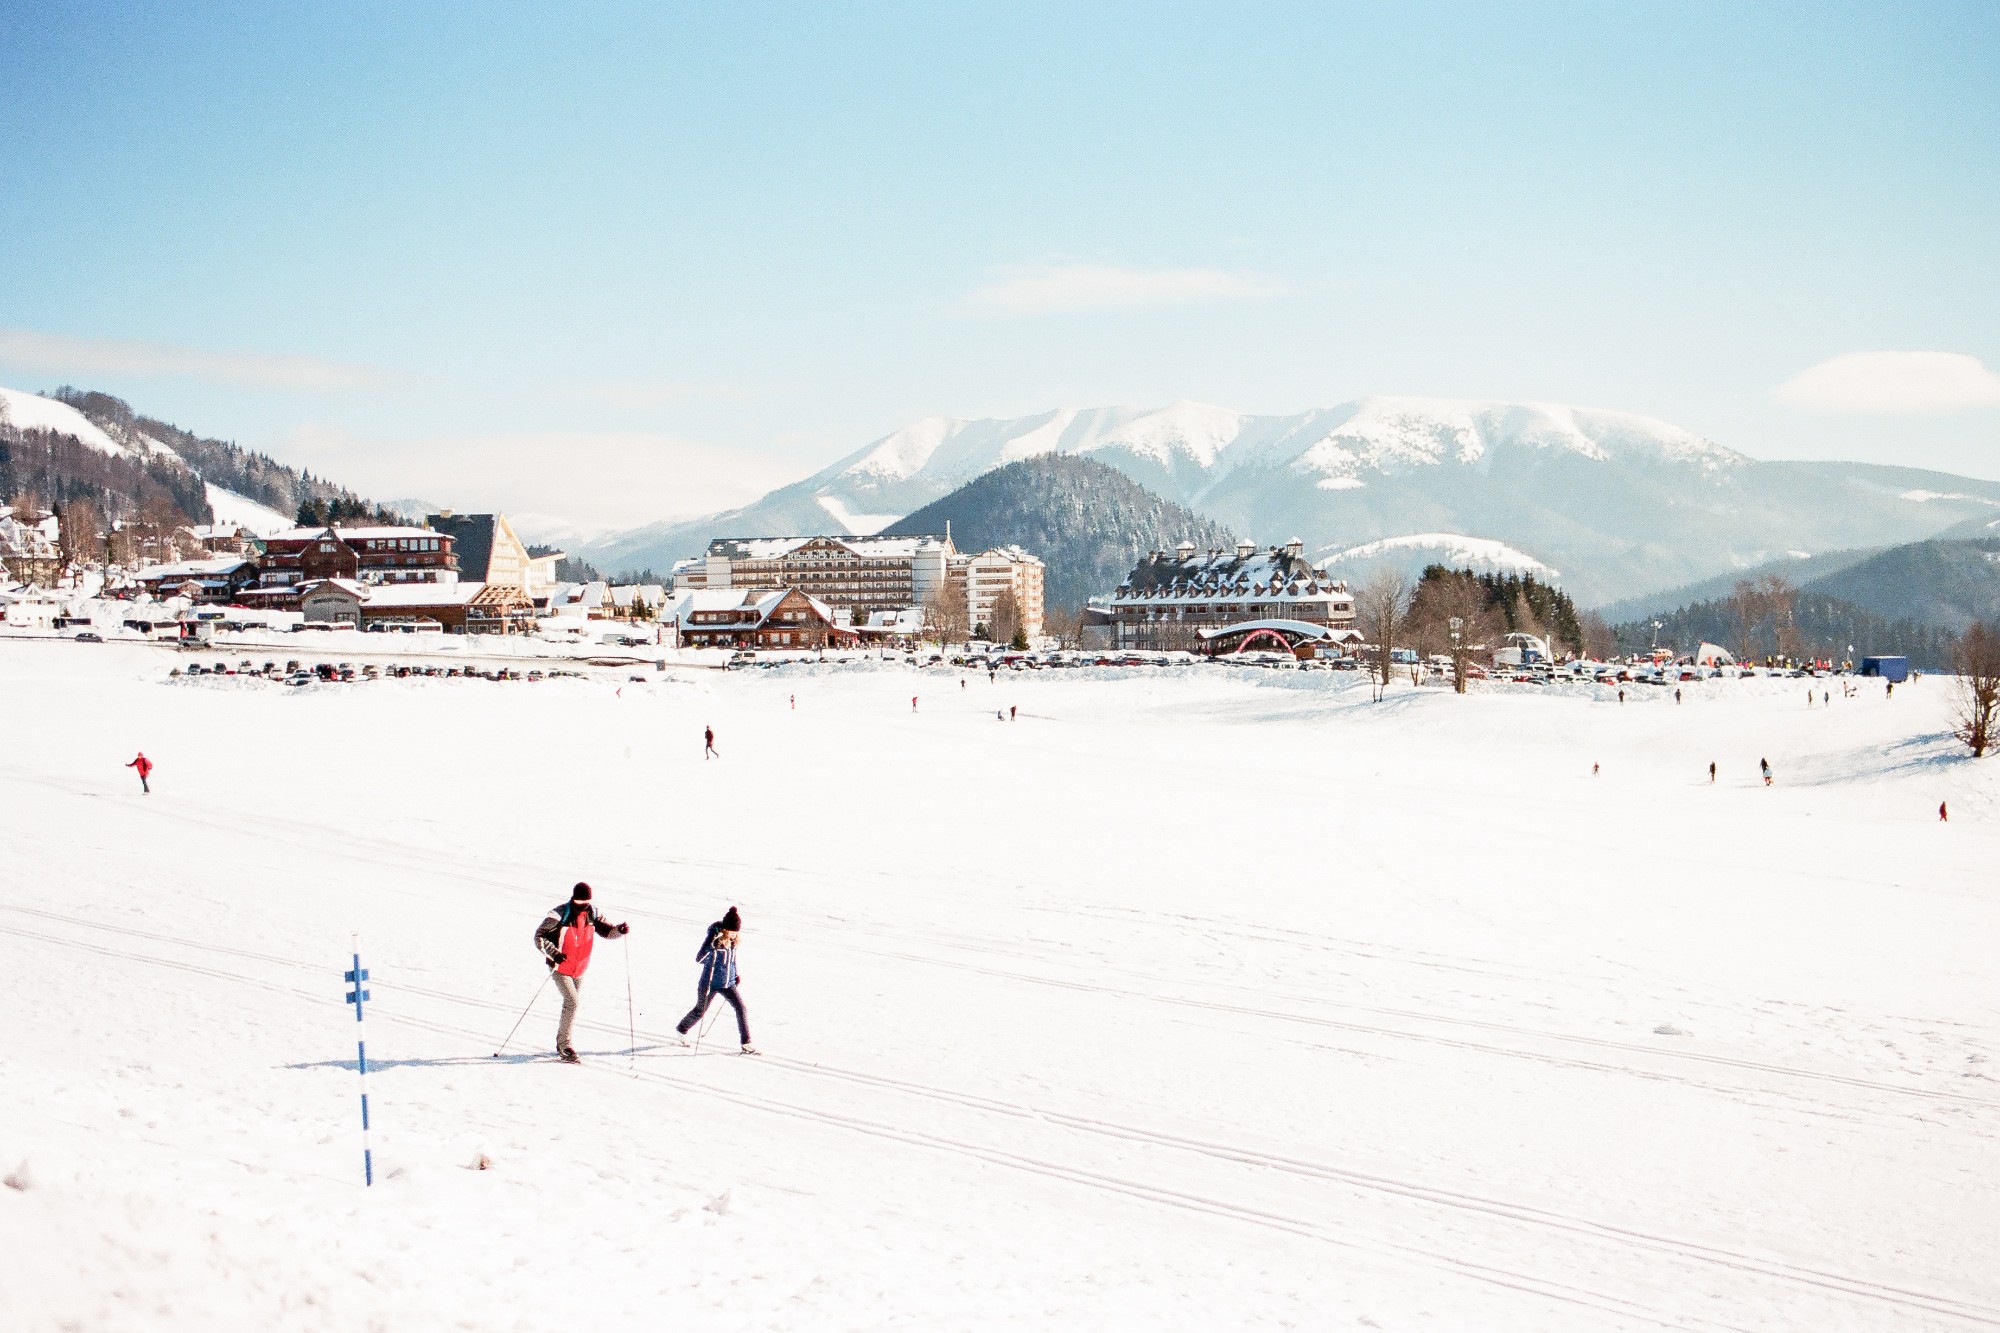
[676,906,754,1052]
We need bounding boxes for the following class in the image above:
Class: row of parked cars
[174,658,589,686]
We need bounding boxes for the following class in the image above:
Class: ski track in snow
[17,914,1997,1332]
[2,643,1996,1331]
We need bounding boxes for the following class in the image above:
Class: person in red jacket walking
[126,752,153,795]
[533,882,629,1063]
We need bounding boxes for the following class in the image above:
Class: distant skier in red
[704,726,718,760]
[1940,801,1949,822]
[126,751,153,795]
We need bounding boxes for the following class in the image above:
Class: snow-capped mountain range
[0,386,295,536]
[582,397,2000,604]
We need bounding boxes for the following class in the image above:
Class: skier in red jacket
[533,882,629,1063]
[126,752,153,795]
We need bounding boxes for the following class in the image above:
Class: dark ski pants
[678,984,749,1043]
[138,776,149,794]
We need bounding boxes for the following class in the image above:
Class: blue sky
[1,1,1996,529]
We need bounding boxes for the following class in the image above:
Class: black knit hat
[571,882,592,901]
[721,906,741,931]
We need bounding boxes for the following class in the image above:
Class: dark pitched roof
[427,513,497,581]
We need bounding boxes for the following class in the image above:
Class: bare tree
[990,587,1023,648]
[1356,569,1412,687]
[920,588,968,648]
[1579,610,1618,661]
[1952,622,2000,757]
[1409,570,1500,694]
[1755,574,1801,661]
[1730,579,1759,662]
[54,498,104,572]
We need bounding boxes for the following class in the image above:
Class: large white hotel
[675,532,1046,639]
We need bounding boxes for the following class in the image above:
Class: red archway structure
[1231,628,1295,655]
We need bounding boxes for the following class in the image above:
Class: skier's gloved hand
[617,923,630,935]
[549,950,566,964]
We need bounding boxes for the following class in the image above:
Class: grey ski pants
[553,973,582,1052]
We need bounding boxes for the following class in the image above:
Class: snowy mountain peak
[1085,399,1245,469]
[1283,397,1745,489]
[844,414,972,483]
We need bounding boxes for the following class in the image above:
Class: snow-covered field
[3,642,1995,1331]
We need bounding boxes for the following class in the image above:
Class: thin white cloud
[1774,350,2000,414]
[0,327,401,393]
[284,425,798,530]
[962,264,1285,317]
[569,379,753,410]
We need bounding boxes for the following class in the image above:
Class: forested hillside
[56,388,399,525]
[881,454,1236,609]
[1613,589,1957,669]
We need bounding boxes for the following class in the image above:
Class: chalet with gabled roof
[673,587,856,650]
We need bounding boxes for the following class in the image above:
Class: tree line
[1611,575,1957,669]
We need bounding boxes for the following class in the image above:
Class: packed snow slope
[580,397,2000,604]
[0,385,302,535]
[2,645,1997,1332]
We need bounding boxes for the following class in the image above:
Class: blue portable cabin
[1859,655,1909,683]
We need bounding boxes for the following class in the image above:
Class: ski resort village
[6,7,2000,1331]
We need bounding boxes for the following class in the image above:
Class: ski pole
[624,934,637,1069]
[492,970,554,1057]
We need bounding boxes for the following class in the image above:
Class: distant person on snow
[126,751,153,795]
[1940,801,1949,822]
[1675,688,1682,705]
[1592,762,1599,777]
[704,726,718,760]
[676,906,755,1053]
[534,882,629,1063]
[1709,761,1716,784]
[1010,705,1017,721]
[912,696,918,712]
[1760,757,1772,787]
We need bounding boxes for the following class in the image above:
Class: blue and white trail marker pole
[344,936,374,1187]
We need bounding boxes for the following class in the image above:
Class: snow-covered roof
[668,586,835,628]
[139,557,255,581]
[299,579,369,599]
[1115,542,1347,607]
[974,544,1044,566]
[706,533,951,562]
[362,581,487,608]
[265,525,441,544]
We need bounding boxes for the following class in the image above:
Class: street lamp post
[1449,615,1464,693]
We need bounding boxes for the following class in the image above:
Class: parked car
[74,630,103,642]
